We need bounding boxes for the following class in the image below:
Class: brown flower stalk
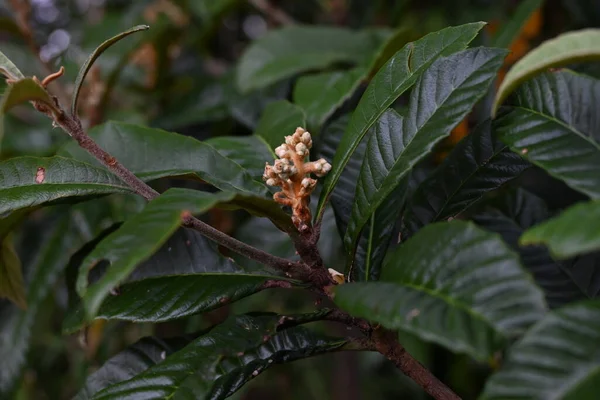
[263,127,331,232]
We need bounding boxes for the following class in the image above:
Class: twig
[248,0,296,25]
[371,328,462,400]
[48,105,309,277]
[8,0,71,106]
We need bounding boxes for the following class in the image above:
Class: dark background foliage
[1,0,599,399]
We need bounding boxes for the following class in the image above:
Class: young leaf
[74,335,194,400]
[71,25,149,116]
[89,314,345,399]
[492,0,544,48]
[0,234,25,309]
[402,119,530,238]
[0,50,25,81]
[316,22,487,221]
[494,70,600,199]
[334,221,547,361]
[254,100,306,150]
[493,28,600,115]
[59,121,269,197]
[236,26,390,93]
[474,189,587,308]
[344,48,507,256]
[0,156,131,215]
[1,78,60,150]
[521,200,600,259]
[293,68,366,131]
[75,188,235,320]
[480,301,600,400]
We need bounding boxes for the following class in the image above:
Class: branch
[47,105,309,278]
[248,0,296,25]
[371,328,462,400]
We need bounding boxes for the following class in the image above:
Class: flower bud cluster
[263,127,332,232]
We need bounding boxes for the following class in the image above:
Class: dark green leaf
[492,0,544,49]
[521,200,600,259]
[236,26,390,93]
[91,314,345,399]
[0,50,25,81]
[495,70,600,199]
[493,28,600,115]
[0,156,131,216]
[293,68,366,130]
[63,226,290,331]
[334,221,547,361]
[319,116,405,280]
[71,25,149,116]
[480,301,600,400]
[74,335,194,400]
[474,189,587,308]
[254,100,306,150]
[207,326,346,400]
[402,119,530,238]
[317,22,486,220]
[0,235,25,309]
[59,121,268,197]
[0,213,82,395]
[345,48,507,256]
[206,135,274,181]
[76,188,235,319]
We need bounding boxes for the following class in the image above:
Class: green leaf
[345,48,507,256]
[316,22,487,220]
[236,26,390,93]
[206,326,345,400]
[402,119,530,238]
[254,100,306,150]
[521,200,600,259]
[76,188,235,319]
[206,135,274,181]
[0,156,131,216]
[480,301,600,400]
[74,335,194,400]
[293,68,366,131]
[492,0,544,48]
[1,212,83,395]
[474,189,587,308]
[494,70,600,199]
[59,121,268,197]
[63,226,291,331]
[1,78,59,151]
[493,28,600,115]
[90,314,345,399]
[71,25,149,116]
[334,221,547,361]
[0,234,25,309]
[319,116,402,280]
[0,50,25,81]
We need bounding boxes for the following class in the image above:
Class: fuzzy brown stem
[53,112,308,276]
[372,328,462,400]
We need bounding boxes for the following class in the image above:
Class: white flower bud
[275,145,288,158]
[285,136,294,146]
[295,127,305,135]
[301,131,311,144]
[301,178,312,188]
[322,162,332,174]
[266,178,276,186]
[295,143,307,156]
